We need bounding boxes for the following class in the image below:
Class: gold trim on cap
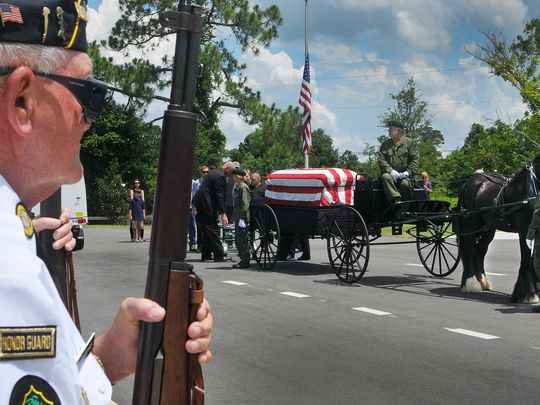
[66,0,86,49]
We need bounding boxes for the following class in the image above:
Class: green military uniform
[378,136,419,202]
[526,194,540,280]
[233,180,251,266]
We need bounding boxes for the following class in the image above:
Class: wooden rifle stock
[132,1,204,404]
[38,189,81,331]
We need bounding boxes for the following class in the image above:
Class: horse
[457,154,540,303]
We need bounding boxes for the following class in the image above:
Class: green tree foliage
[310,129,339,168]
[435,17,540,196]
[360,144,381,178]
[439,121,534,195]
[81,101,161,215]
[94,160,130,222]
[99,0,282,146]
[360,78,444,179]
[337,150,363,173]
[378,77,444,177]
[229,106,339,177]
[87,1,283,192]
[470,18,540,145]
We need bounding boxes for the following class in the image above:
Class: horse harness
[458,167,540,237]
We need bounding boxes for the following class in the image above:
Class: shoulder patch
[15,203,34,239]
[10,375,61,405]
[0,326,56,360]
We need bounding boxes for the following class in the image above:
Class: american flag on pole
[0,3,23,25]
[299,53,312,154]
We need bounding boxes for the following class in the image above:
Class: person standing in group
[190,165,208,252]
[526,195,540,313]
[130,190,145,242]
[0,2,212,401]
[129,178,145,241]
[224,169,235,248]
[249,172,267,206]
[194,161,238,262]
[378,120,419,203]
[421,171,433,199]
[232,167,251,268]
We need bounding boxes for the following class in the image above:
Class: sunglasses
[0,67,109,123]
[201,170,209,173]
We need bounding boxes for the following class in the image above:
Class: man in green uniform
[525,195,540,312]
[378,120,419,203]
[232,167,251,268]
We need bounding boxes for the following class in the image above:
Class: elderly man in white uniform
[0,1,212,403]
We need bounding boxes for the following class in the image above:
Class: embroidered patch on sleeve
[10,375,61,405]
[0,326,56,360]
[15,202,34,239]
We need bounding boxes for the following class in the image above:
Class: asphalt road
[73,228,539,404]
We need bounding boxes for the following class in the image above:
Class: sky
[86,0,540,156]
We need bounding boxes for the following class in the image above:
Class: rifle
[38,189,81,331]
[132,1,204,404]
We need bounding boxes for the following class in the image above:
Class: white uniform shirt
[0,176,112,404]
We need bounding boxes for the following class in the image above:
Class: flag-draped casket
[264,168,357,206]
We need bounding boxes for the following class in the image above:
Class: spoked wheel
[327,206,370,283]
[415,219,460,277]
[250,204,280,270]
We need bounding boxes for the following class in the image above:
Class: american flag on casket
[264,168,358,206]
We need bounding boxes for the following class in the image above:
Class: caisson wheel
[327,206,370,283]
[415,220,460,277]
[250,204,280,270]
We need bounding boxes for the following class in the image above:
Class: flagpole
[304,0,309,168]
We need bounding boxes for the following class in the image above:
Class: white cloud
[220,109,255,149]
[312,101,337,134]
[454,0,528,35]
[86,0,535,154]
[396,10,451,50]
[87,0,121,42]
[402,60,448,88]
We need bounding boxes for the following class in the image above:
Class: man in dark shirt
[194,161,237,261]
[249,172,267,206]
[129,190,145,242]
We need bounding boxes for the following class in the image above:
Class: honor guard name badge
[16,202,34,239]
[0,326,56,360]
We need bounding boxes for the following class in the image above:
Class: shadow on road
[355,274,522,307]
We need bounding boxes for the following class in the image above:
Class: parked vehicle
[32,177,87,251]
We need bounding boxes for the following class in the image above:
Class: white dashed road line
[405,263,424,267]
[222,280,248,286]
[485,272,507,276]
[280,292,311,298]
[444,328,499,340]
[352,307,392,316]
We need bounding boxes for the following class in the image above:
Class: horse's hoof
[480,275,493,291]
[523,294,540,304]
[461,276,482,294]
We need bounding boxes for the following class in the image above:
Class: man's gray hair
[0,43,70,76]
[223,161,239,171]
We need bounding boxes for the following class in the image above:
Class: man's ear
[4,67,36,137]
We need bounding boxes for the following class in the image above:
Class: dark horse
[457,154,540,303]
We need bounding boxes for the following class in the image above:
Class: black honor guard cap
[232,167,246,176]
[0,0,88,52]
